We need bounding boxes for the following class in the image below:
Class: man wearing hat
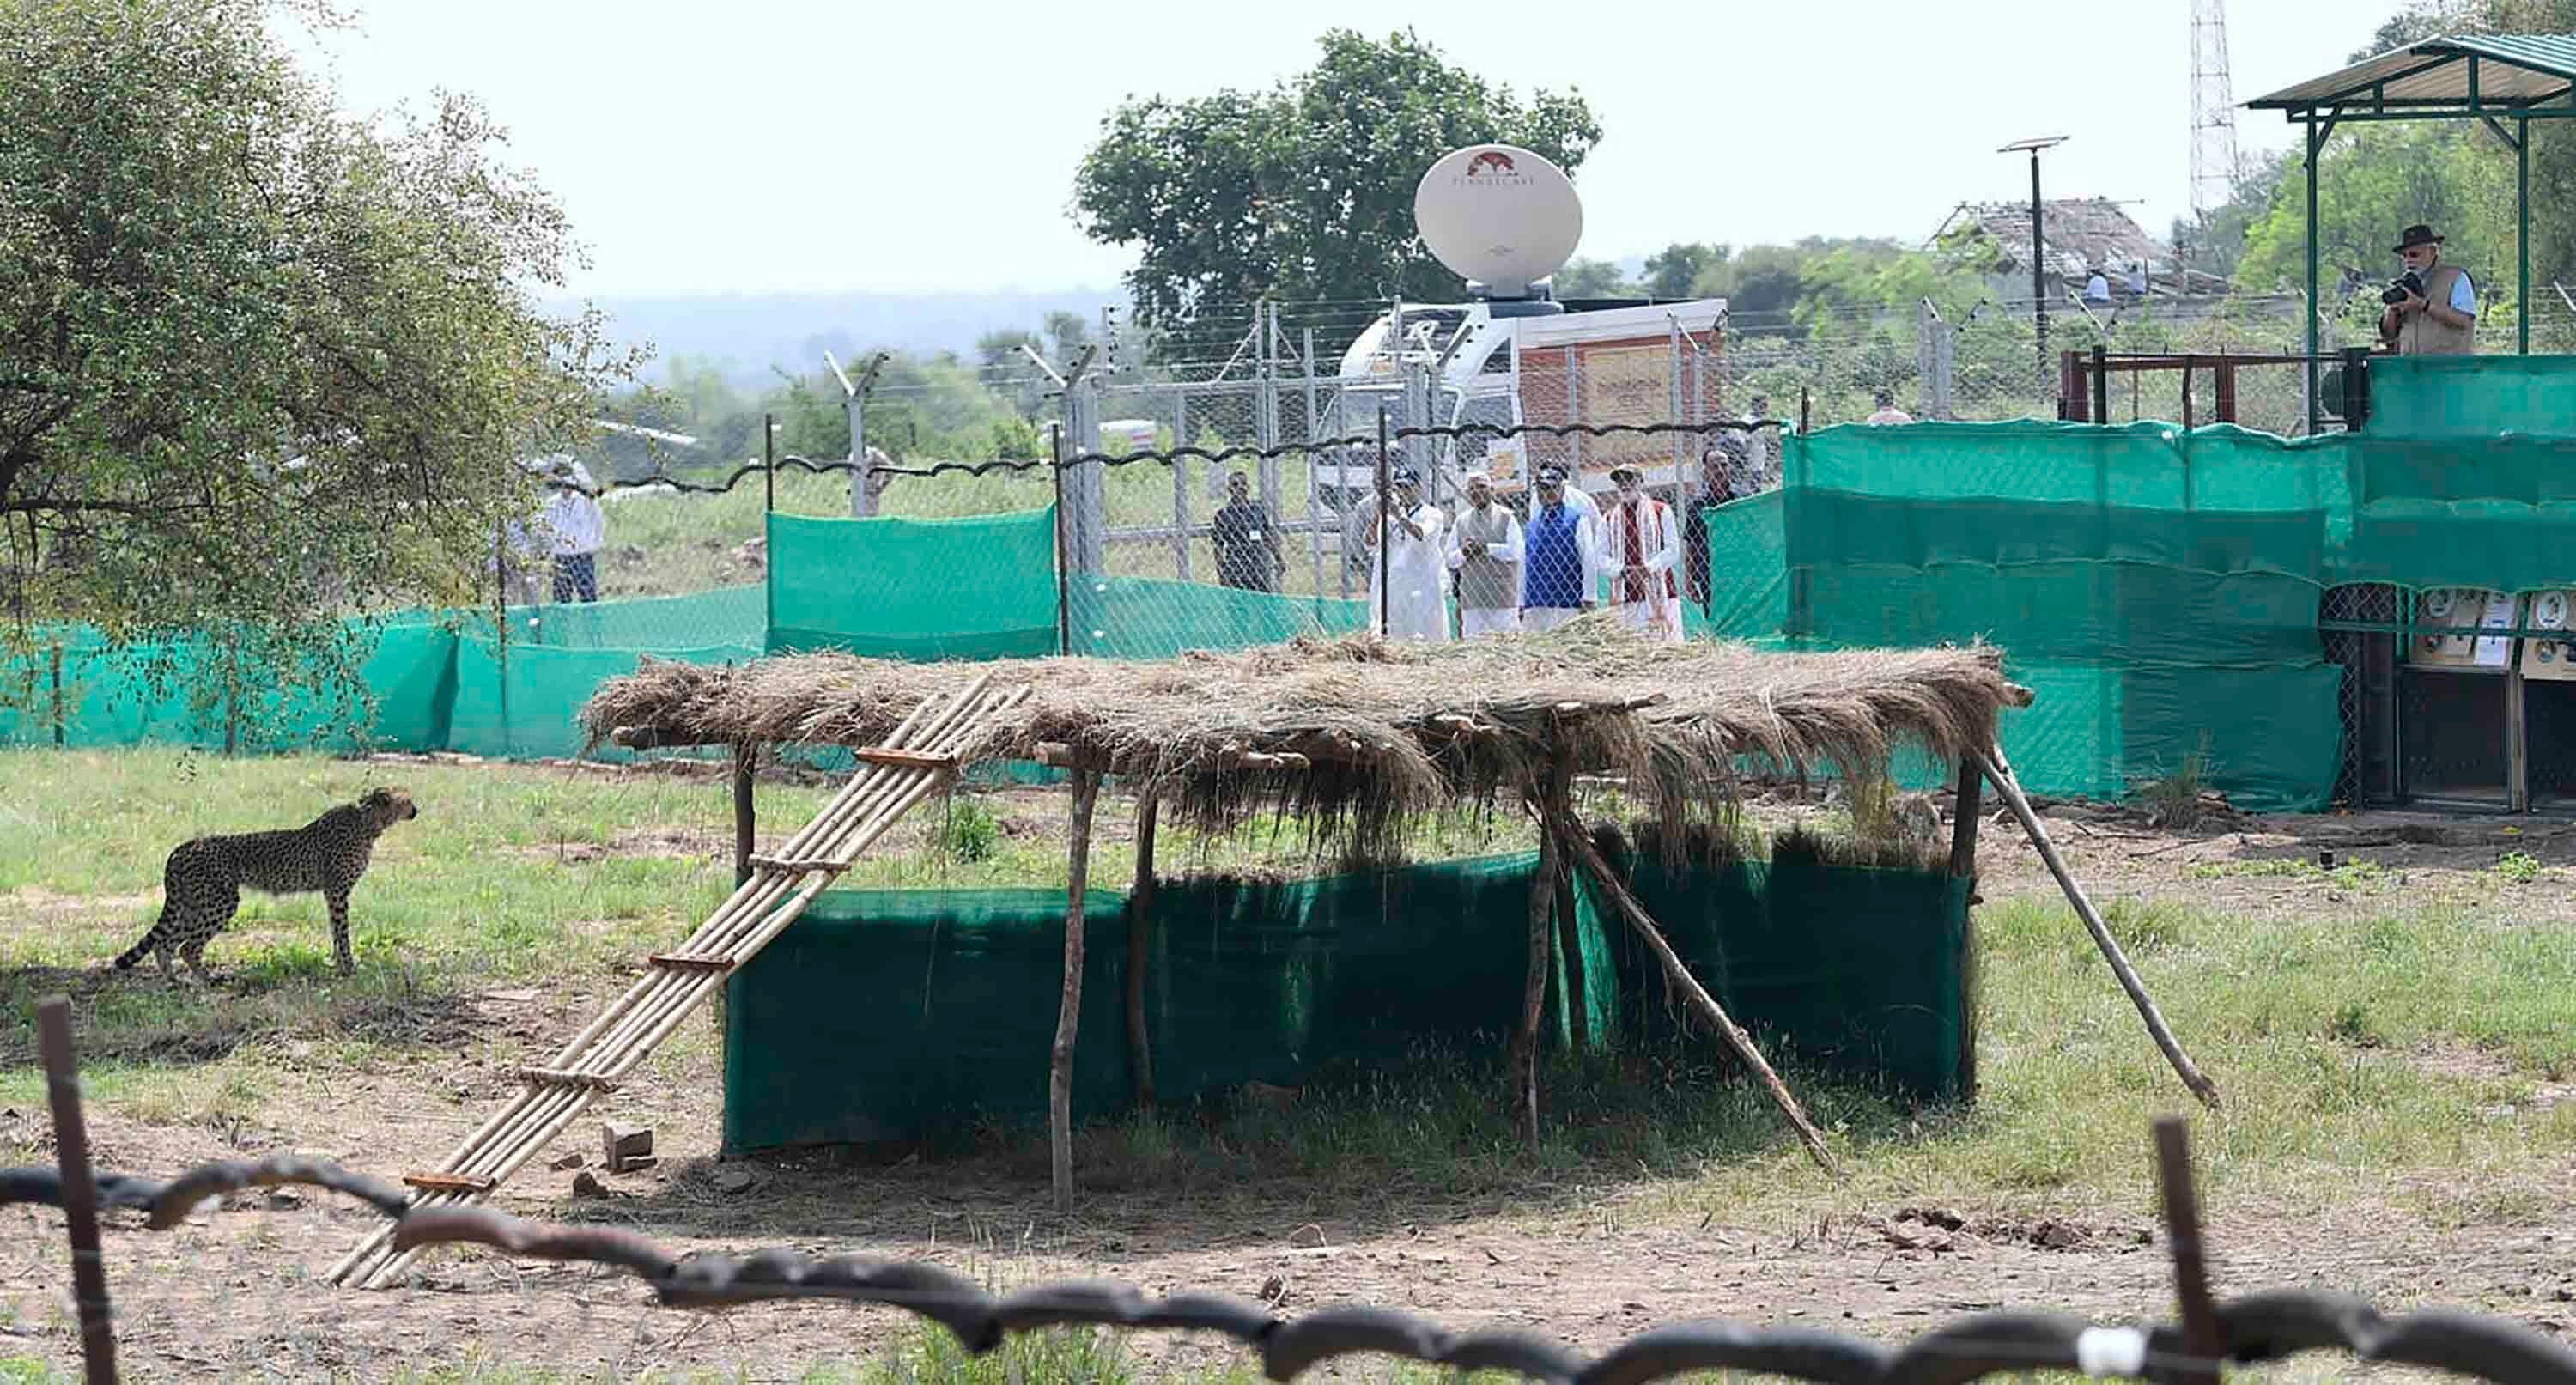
[1445,471,1524,639]
[1598,464,1685,645]
[1517,464,1598,633]
[2379,223,2477,355]
[1362,465,1452,643]
[540,458,607,603]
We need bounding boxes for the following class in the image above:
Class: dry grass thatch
[578,613,2029,862]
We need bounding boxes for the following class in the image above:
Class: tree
[1,0,635,728]
[1552,258,1636,299]
[1698,244,1815,319]
[1042,310,1091,368]
[1642,243,1727,300]
[1072,28,1601,349]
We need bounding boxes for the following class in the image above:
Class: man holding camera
[2379,223,2478,355]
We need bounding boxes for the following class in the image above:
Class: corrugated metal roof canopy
[2246,33,2576,114]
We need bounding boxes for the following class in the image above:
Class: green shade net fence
[719,849,1972,1152]
[23,356,2576,811]
[1747,419,2348,811]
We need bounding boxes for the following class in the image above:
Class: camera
[2382,270,2427,306]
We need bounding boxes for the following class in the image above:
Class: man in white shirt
[1445,472,1523,638]
[1363,466,1451,644]
[1597,465,1685,645]
[1864,389,1914,426]
[541,459,607,603]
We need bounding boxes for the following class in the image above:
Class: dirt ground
[6,786,2576,1381]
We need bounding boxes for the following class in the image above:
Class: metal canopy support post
[2521,116,2533,355]
[1304,326,1324,600]
[2304,114,2324,436]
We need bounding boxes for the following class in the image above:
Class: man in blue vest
[1519,464,1599,633]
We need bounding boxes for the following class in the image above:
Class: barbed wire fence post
[1303,326,1327,600]
[826,349,889,519]
[36,994,118,1384]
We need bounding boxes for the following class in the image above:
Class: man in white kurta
[1445,473,1523,638]
[1597,465,1686,645]
[1363,468,1452,643]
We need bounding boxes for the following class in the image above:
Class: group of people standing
[1359,460,1691,647]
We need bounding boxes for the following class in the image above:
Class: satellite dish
[1413,144,1583,301]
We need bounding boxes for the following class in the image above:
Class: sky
[289,0,2421,300]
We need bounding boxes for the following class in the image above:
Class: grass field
[3,746,2574,1380]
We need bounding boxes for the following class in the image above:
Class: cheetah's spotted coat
[113,787,419,984]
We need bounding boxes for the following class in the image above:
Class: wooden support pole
[1543,811,1842,1178]
[2154,1116,2224,1385]
[37,996,117,1385]
[1972,745,2221,1109]
[732,741,756,889]
[1127,792,1159,1110]
[1948,756,1984,1103]
[1948,755,1983,878]
[1512,763,1571,1151]
[1051,768,1103,1213]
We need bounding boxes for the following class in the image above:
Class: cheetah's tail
[112,916,164,970]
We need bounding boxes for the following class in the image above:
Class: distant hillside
[556,288,1131,386]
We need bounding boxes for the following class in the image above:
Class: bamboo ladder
[328,672,1029,1290]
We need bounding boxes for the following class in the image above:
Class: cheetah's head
[360,787,420,829]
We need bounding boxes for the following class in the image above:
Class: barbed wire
[4,1152,2573,1383]
[548,418,1790,499]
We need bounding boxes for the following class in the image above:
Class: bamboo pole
[335,677,1021,1289]
[1052,768,1103,1213]
[1127,792,1159,1110]
[1972,744,2221,1109]
[1541,807,1842,1178]
[576,685,1013,1069]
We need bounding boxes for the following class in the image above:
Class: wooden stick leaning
[1540,807,1843,1179]
[335,677,1016,1288]
[1971,744,2221,1109]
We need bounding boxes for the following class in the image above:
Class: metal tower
[2189,0,2242,222]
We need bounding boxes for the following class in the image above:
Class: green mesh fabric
[766,509,1059,659]
[1070,575,1369,659]
[1692,492,1787,640]
[2334,434,2576,591]
[0,620,461,754]
[513,585,765,652]
[2366,355,2576,439]
[1571,850,1976,1103]
[718,852,1971,1151]
[446,635,760,762]
[1752,420,2352,811]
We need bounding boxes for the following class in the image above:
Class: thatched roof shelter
[579,617,2032,860]
[574,617,2224,1192]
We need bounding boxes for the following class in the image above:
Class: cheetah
[112,787,420,986]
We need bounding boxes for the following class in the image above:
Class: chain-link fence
[488,285,2576,659]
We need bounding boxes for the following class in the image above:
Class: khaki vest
[2397,264,2476,355]
[1454,503,1520,610]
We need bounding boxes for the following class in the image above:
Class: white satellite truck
[1314,144,1730,517]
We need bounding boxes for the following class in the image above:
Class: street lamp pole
[2002,135,2069,412]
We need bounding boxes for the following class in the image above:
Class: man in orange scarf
[1599,465,1685,645]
